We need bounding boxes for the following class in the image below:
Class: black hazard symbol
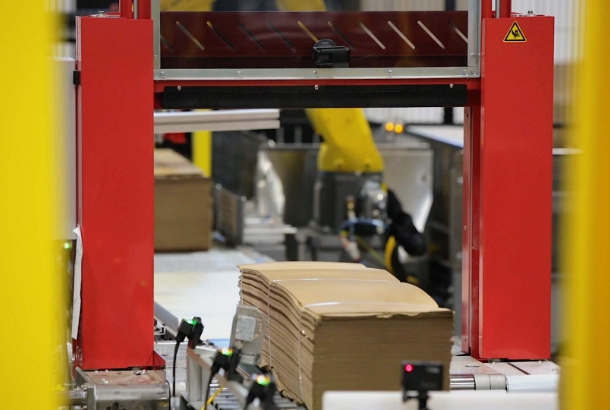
[504,22,527,42]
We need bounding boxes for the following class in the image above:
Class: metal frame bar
[155,66,478,81]
[153,109,280,133]
[76,0,552,369]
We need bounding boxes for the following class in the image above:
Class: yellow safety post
[192,109,213,176]
[561,0,610,408]
[0,2,65,409]
[193,128,213,177]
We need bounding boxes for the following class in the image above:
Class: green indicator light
[256,375,270,386]
[63,242,72,250]
[221,348,233,356]
[186,319,195,325]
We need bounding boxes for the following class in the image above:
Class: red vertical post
[462,107,481,355]
[482,0,493,20]
[474,17,554,360]
[137,0,152,20]
[77,16,154,370]
[120,0,133,19]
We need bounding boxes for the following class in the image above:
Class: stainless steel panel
[381,148,433,232]
[260,142,433,229]
[76,368,170,410]
[257,146,318,227]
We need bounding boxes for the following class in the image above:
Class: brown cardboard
[240,262,453,410]
[154,149,212,251]
[239,262,368,271]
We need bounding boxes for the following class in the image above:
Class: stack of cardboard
[154,149,213,252]
[239,262,453,410]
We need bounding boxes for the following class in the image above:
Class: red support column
[137,0,152,20]
[462,107,481,355]
[472,16,554,360]
[76,16,154,370]
[120,0,133,19]
[482,0,493,20]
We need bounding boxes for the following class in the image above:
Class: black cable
[172,341,181,398]
[203,378,212,410]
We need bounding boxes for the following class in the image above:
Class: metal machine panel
[472,17,554,360]
[258,142,432,229]
[159,11,469,69]
[76,368,170,409]
[77,16,156,370]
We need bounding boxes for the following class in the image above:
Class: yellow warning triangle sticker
[504,21,527,42]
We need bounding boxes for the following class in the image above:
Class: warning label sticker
[504,22,527,42]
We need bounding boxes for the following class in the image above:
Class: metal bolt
[161,71,166,79]
[177,86,182,91]
[450,84,454,88]
[314,85,319,91]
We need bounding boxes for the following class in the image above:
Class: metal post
[468,0,482,69]
[495,0,511,18]
[1,1,65,408]
[153,0,160,69]
[562,0,610,408]
[134,0,138,19]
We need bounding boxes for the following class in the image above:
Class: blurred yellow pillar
[193,128,213,177]
[562,0,610,408]
[0,2,64,409]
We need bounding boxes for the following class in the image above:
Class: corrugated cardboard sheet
[240,262,453,410]
[155,149,212,251]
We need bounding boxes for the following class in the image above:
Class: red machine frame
[75,0,553,370]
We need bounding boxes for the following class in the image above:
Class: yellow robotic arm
[307,108,384,173]
[276,0,384,174]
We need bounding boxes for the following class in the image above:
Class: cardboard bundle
[239,262,453,410]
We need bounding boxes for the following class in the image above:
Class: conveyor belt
[154,248,273,339]
[155,248,560,402]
